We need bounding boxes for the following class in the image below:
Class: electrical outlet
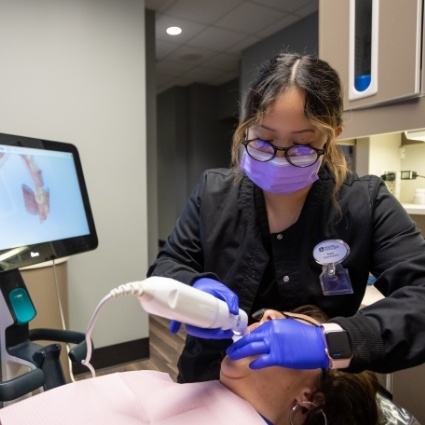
[381,171,397,196]
[400,170,417,180]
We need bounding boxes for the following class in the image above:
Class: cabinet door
[319,0,423,111]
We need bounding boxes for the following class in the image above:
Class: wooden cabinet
[319,0,423,111]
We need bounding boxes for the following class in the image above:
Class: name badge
[313,239,353,296]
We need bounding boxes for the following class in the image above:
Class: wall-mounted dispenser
[349,0,379,101]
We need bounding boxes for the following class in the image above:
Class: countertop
[402,203,425,215]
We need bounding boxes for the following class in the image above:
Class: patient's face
[219,310,320,400]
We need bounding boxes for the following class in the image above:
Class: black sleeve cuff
[329,314,385,373]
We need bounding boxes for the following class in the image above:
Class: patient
[0,306,379,425]
[221,306,379,425]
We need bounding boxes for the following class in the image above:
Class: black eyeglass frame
[242,138,326,168]
[251,308,321,327]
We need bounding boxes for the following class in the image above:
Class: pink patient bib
[0,371,264,425]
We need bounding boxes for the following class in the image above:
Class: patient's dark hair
[292,305,379,425]
[307,370,379,425]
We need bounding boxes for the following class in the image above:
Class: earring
[289,401,328,425]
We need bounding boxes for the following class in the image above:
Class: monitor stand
[0,269,87,404]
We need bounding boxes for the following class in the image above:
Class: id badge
[313,239,353,296]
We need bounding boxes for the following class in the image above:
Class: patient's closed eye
[251,309,320,326]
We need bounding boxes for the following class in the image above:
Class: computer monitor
[0,132,98,272]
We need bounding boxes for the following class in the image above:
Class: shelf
[402,204,425,215]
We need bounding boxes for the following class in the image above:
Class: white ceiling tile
[156,59,195,75]
[158,76,195,92]
[201,52,240,71]
[156,39,181,59]
[148,0,318,91]
[156,73,175,86]
[294,1,319,18]
[187,27,249,52]
[166,44,217,63]
[250,0,315,13]
[158,73,204,93]
[256,14,300,39]
[210,71,240,86]
[225,35,262,54]
[183,66,229,84]
[215,2,287,33]
[163,0,244,25]
[157,76,191,93]
[170,75,194,85]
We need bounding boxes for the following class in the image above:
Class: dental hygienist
[148,52,425,383]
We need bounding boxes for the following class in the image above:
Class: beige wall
[346,133,425,207]
[399,143,425,204]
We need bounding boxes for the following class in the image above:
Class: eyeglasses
[251,308,320,327]
[242,138,326,168]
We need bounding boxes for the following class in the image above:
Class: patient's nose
[260,310,283,322]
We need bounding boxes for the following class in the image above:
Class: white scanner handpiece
[137,276,248,335]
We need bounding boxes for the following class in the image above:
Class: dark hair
[306,370,379,425]
[231,53,348,200]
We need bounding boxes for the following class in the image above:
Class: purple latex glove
[226,318,329,369]
[169,277,239,339]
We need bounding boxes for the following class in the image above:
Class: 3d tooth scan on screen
[0,132,98,272]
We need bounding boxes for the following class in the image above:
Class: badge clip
[313,239,353,296]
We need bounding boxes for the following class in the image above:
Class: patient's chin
[220,354,253,381]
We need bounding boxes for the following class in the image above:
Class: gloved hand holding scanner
[170,277,241,340]
[173,277,352,370]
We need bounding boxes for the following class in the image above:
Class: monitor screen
[0,132,98,272]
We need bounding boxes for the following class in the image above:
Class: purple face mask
[240,151,320,194]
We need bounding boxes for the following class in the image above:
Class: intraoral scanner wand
[131,276,248,334]
[82,277,248,376]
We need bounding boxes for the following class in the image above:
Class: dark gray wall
[157,86,188,241]
[186,83,238,192]
[157,82,239,241]
[216,78,241,121]
[241,12,318,108]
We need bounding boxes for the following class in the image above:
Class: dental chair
[0,268,88,404]
[377,392,421,425]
